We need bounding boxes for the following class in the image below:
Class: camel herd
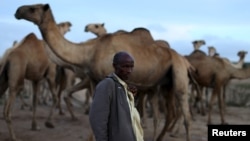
[0,3,249,141]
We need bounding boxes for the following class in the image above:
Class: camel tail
[0,61,9,97]
[55,65,66,85]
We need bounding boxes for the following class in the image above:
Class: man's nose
[127,67,133,73]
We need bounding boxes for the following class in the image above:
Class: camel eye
[29,7,35,13]
[95,25,98,28]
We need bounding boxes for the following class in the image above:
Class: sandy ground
[0,80,250,141]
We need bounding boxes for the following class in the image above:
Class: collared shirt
[113,73,144,141]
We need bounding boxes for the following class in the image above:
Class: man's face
[114,55,134,80]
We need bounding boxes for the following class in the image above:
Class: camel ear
[101,23,105,27]
[68,22,72,27]
[43,4,50,11]
[192,41,197,44]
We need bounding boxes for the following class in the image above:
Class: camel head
[192,40,206,50]
[237,50,248,59]
[207,46,217,56]
[15,4,51,25]
[84,23,107,37]
[57,21,72,35]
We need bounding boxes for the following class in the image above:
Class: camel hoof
[59,111,65,115]
[84,109,89,115]
[169,133,180,138]
[11,138,22,141]
[31,125,41,131]
[221,122,228,125]
[45,121,55,128]
[71,116,78,121]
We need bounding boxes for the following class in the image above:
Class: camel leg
[4,86,22,141]
[199,87,206,115]
[19,91,31,110]
[3,61,25,141]
[83,88,91,114]
[174,90,191,141]
[56,77,67,115]
[169,111,184,138]
[135,91,147,128]
[157,88,178,141]
[147,91,160,141]
[222,85,227,113]
[44,79,59,128]
[218,87,227,124]
[207,87,220,125]
[82,80,95,114]
[31,81,41,130]
[64,77,90,120]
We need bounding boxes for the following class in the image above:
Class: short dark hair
[113,51,131,64]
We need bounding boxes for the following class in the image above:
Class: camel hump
[26,32,38,40]
[131,27,150,33]
[131,27,154,42]
[190,50,207,56]
[113,29,127,34]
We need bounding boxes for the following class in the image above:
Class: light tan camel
[85,23,107,37]
[15,4,194,141]
[0,21,72,141]
[185,47,250,125]
[192,40,206,50]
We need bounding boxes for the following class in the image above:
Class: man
[89,51,144,141]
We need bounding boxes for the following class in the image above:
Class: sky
[0,0,250,62]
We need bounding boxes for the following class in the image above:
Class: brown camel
[188,40,207,116]
[15,4,194,141]
[208,46,248,68]
[85,22,171,48]
[207,46,248,109]
[185,46,250,125]
[0,21,72,141]
[84,22,190,139]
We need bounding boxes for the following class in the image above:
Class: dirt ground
[0,87,250,141]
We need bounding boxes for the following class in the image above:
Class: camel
[85,22,171,48]
[2,41,34,109]
[208,46,248,68]
[84,22,192,138]
[84,23,107,37]
[15,4,195,141]
[192,40,206,50]
[188,40,207,115]
[185,44,250,125]
[0,21,72,141]
[207,46,248,109]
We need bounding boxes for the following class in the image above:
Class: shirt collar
[113,73,128,88]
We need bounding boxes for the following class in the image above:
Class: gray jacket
[89,73,136,141]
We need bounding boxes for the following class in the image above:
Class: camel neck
[38,9,92,72]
